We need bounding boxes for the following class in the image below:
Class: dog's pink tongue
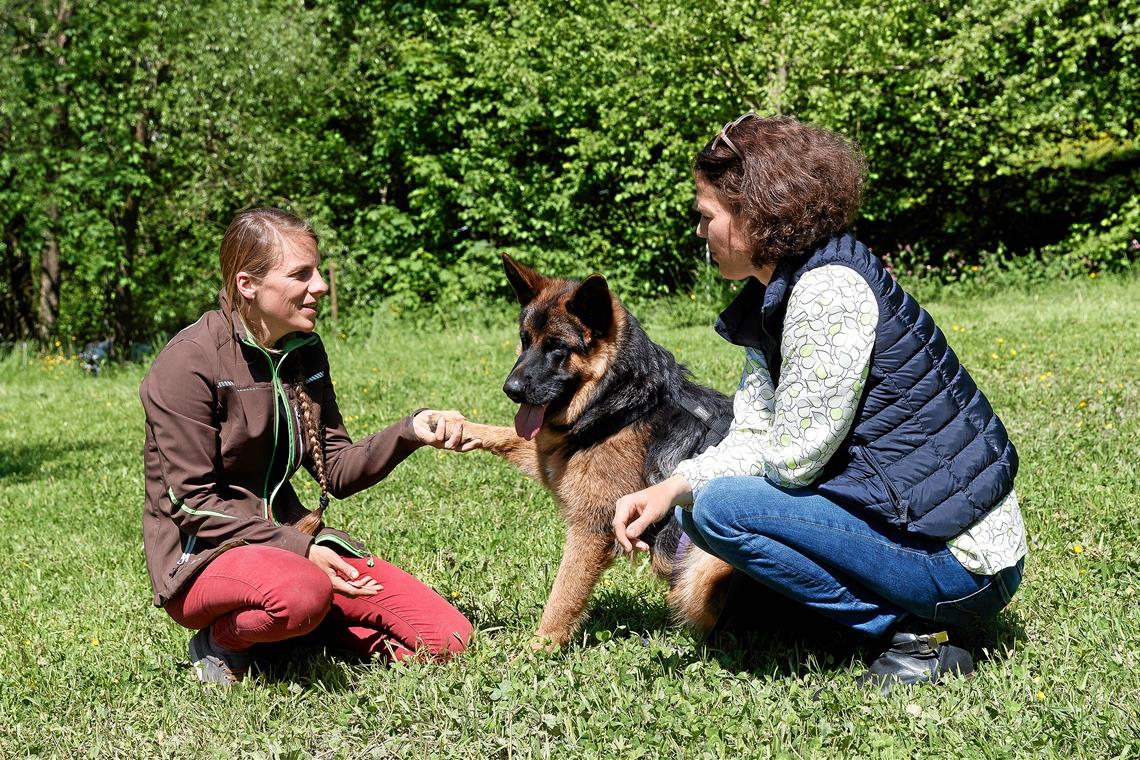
[514,403,547,440]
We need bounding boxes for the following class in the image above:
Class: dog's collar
[677,389,731,451]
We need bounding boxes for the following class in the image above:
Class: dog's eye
[546,342,569,360]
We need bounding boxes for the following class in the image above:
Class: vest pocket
[860,447,910,528]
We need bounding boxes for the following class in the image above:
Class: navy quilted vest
[715,233,1018,540]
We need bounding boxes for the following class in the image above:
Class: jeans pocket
[932,560,1024,628]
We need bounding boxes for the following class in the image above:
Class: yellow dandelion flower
[1072,544,1083,554]
[1105,422,1114,429]
[1036,691,1045,702]
[1009,350,1017,357]
[91,637,100,646]
[996,337,1005,344]
[1090,272,1098,279]
[991,353,999,360]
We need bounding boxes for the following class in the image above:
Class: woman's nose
[312,271,330,297]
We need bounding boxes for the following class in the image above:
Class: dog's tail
[667,543,735,633]
[646,515,735,634]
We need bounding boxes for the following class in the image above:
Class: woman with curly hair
[613,114,1026,690]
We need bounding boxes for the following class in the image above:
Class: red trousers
[166,545,471,661]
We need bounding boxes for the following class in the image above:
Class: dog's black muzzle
[502,352,574,406]
[503,373,527,404]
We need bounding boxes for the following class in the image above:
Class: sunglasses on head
[709,112,759,158]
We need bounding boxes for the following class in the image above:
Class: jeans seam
[722,513,945,561]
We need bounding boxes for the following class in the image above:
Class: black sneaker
[858,630,974,694]
[188,628,250,685]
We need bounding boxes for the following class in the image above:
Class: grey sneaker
[188,628,250,685]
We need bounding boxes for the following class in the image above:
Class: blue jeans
[678,476,1023,638]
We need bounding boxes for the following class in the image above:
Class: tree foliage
[1,0,1136,345]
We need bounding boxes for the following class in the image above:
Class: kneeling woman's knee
[430,609,474,658]
[690,477,747,545]
[271,561,334,637]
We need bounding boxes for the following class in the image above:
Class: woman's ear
[235,272,258,301]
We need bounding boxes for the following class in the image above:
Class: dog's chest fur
[536,423,650,527]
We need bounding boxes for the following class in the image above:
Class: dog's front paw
[528,633,563,654]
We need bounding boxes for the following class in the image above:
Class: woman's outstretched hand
[613,474,694,557]
[307,544,382,597]
[413,409,482,451]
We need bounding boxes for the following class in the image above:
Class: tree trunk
[38,204,61,342]
[37,0,73,342]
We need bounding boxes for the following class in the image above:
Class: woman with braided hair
[141,207,476,685]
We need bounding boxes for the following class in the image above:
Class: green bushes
[1,0,1136,344]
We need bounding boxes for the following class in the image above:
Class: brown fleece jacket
[140,306,424,607]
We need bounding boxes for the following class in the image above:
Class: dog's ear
[502,253,547,306]
[568,274,613,337]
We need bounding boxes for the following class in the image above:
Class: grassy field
[1,274,1138,758]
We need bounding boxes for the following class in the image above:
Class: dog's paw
[528,633,562,654]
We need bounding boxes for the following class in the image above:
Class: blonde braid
[294,366,329,537]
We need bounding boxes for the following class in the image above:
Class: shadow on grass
[582,586,674,642]
[705,572,1031,680]
[0,438,108,483]
[242,638,393,689]
[584,570,1029,682]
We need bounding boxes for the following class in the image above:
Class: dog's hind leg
[533,526,614,648]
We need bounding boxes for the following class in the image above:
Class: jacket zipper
[242,334,316,522]
[241,340,283,521]
[169,536,249,578]
[862,447,910,526]
[169,535,197,577]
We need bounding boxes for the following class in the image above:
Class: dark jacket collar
[713,254,807,349]
[713,233,866,349]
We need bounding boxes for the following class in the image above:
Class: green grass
[1,273,1139,758]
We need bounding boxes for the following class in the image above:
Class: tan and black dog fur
[459,254,738,647]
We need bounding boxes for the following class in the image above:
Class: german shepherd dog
[458,254,738,647]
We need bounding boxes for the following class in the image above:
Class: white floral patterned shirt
[673,264,1027,575]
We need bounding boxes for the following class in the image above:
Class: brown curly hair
[694,114,866,266]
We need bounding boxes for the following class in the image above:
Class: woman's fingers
[445,421,464,449]
[613,495,642,554]
[331,575,381,597]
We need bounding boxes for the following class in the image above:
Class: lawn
[1,274,1138,758]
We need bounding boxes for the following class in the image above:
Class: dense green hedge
[2,0,1137,345]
